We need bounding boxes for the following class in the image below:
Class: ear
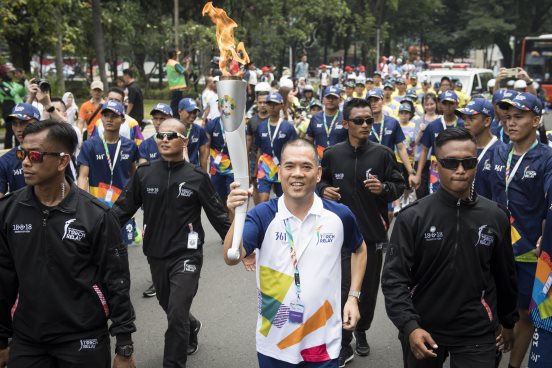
[58,154,71,173]
[533,114,541,128]
[483,116,491,129]
[342,120,350,130]
[316,165,322,183]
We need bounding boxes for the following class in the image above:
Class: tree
[91,0,108,86]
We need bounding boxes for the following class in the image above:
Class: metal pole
[289,46,293,74]
[376,27,381,70]
[174,0,179,51]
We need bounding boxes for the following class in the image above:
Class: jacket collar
[19,179,79,214]
[346,138,373,153]
[435,186,477,208]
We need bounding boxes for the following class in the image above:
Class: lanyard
[505,140,538,206]
[283,219,302,300]
[323,112,339,147]
[440,116,457,130]
[371,118,385,143]
[218,119,226,150]
[101,137,122,187]
[186,125,192,139]
[477,136,498,163]
[267,118,282,158]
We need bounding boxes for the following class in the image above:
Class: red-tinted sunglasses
[16,148,67,163]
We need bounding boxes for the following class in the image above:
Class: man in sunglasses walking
[113,118,230,368]
[318,98,405,366]
[382,127,519,368]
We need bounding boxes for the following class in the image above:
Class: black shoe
[353,330,370,356]
[187,320,202,355]
[338,345,354,367]
[142,283,156,298]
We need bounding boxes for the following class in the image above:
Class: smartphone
[504,68,519,78]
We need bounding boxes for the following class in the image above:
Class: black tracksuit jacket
[113,159,230,259]
[0,183,136,348]
[382,188,519,346]
[318,139,405,244]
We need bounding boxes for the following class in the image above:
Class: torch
[203,2,250,261]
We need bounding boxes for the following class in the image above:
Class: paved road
[126,210,524,368]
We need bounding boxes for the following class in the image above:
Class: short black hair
[22,119,78,155]
[122,69,133,78]
[435,127,476,155]
[441,76,451,83]
[108,86,125,98]
[281,138,319,164]
[50,97,66,108]
[343,98,372,120]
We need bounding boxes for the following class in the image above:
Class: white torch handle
[228,175,249,260]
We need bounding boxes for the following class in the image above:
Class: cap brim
[324,93,340,98]
[440,98,458,103]
[150,108,171,115]
[102,107,123,116]
[498,99,528,111]
[8,114,33,121]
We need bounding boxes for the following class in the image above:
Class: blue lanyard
[505,140,538,207]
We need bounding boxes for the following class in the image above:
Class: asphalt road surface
[126,210,525,368]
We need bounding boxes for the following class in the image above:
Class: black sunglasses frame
[437,157,478,170]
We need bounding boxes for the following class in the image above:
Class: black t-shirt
[126,81,144,123]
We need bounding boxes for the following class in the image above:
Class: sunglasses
[16,149,66,163]
[437,157,478,170]
[155,132,186,141]
[349,117,374,126]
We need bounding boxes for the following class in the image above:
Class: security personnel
[113,118,230,368]
[0,120,136,367]
[166,50,189,117]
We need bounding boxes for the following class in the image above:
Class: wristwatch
[382,182,390,194]
[115,344,134,358]
[348,290,361,300]
[527,79,534,86]
[409,169,417,175]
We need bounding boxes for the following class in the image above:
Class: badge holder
[187,223,198,250]
[214,153,222,165]
[289,300,305,324]
[105,187,114,203]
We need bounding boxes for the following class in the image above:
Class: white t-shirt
[330,67,341,80]
[243,195,363,364]
[202,89,220,121]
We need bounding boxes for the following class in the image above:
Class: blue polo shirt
[138,136,160,161]
[474,139,507,199]
[480,142,552,262]
[205,117,227,152]
[306,111,347,157]
[0,148,25,194]
[420,116,465,155]
[255,119,298,163]
[77,136,139,206]
[368,115,405,150]
[186,123,208,166]
[491,119,510,144]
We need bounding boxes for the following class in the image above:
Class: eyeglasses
[155,132,186,141]
[349,117,374,126]
[437,157,478,170]
[16,148,67,163]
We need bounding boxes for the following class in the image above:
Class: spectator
[201,76,220,125]
[62,91,79,127]
[122,69,144,124]
[0,64,26,148]
[78,80,105,137]
[294,54,309,79]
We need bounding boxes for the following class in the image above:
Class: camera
[31,78,50,93]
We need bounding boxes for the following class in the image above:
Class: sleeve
[127,86,138,105]
[199,127,208,147]
[205,120,214,135]
[381,212,422,337]
[78,103,88,120]
[491,205,520,329]
[288,124,298,140]
[382,150,406,202]
[394,122,406,145]
[306,117,315,138]
[341,207,364,252]
[138,141,148,160]
[131,124,144,146]
[131,142,140,163]
[242,209,264,256]
[317,149,333,196]
[112,169,143,226]
[198,174,230,240]
[175,63,185,75]
[92,210,136,344]
[0,159,8,194]
[0,220,18,348]
[246,120,253,136]
[420,124,432,149]
[254,127,262,150]
[543,154,552,203]
[77,141,91,166]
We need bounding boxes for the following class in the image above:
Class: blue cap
[150,102,172,116]
[366,88,384,100]
[395,77,406,85]
[456,81,463,88]
[498,92,543,116]
[492,89,517,104]
[323,85,341,98]
[178,98,200,112]
[455,98,495,120]
[309,99,323,109]
[102,101,125,116]
[439,90,459,103]
[383,82,394,90]
[406,88,417,99]
[366,77,374,83]
[399,102,414,113]
[8,103,40,121]
[267,92,284,104]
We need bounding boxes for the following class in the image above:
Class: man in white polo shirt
[224,138,367,367]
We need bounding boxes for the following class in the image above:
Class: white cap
[507,80,515,87]
[90,80,104,91]
[487,79,496,89]
[255,82,271,93]
[279,77,293,90]
[514,79,527,89]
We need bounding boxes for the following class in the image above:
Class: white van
[418,65,494,97]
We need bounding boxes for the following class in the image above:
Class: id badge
[214,154,222,165]
[105,188,113,203]
[288,301,304,324]
[273,156,279,166]
[188,231,199,249]
[543,273,552,295]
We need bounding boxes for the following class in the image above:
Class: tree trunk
[6,37,32,72]
[55,35,66,93]
[134,51,148,88]
[91,0,108,87]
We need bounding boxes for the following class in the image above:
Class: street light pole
[174,0,179,51]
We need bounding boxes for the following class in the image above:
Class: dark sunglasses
[16,148,67,163]
[437,157,478,170]
[349,117,374,126]
[155,131,186,141]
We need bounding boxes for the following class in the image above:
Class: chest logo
[522,166,537,179]
[13,168,22,176]
[177,182,193,198]
[424,226,443,241]
[12,223,32,234]
[474,225,494,247]
[334,173,344,180]
[62,219,86,241]
[146,187,159,195]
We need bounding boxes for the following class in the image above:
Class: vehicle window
[479,72,494,93]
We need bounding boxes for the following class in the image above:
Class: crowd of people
[0,48,550,368]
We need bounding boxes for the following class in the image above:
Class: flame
[202,2,250,77]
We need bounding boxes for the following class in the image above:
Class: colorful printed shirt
[396,121,417,164]
[480,142,552,262]
[77,136,139,207]
[368,115,405,150]
[138,136,160,161]
[306,111,346,158]
[205,117,232,175]
[530,205,552,332]
[243,195,363,364]
[91,115,144,146]
[255,119,298,183]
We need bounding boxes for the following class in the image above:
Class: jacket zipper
[353,146,358,193]
[453,198,461,266]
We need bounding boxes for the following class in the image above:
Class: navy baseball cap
[178,98,200,112]
[267,92,284,104]
[366,88,384,100]
[102,101,125,116]
[492,89,517,104]
[309,99,323,109]
[455,98,495,120]
[406,88,417,99]
[399,102,414,113]
[439,90,459,103]
[150,103,172,116]
[373,71,382,77]
[456,81,463,88]
[395,77,406,85]
[8,103,40,121]
[498,92,543,116]
[366,77,374,83]
[324,85,341,98]
[383,82,394,90]
[344,80,355,88]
